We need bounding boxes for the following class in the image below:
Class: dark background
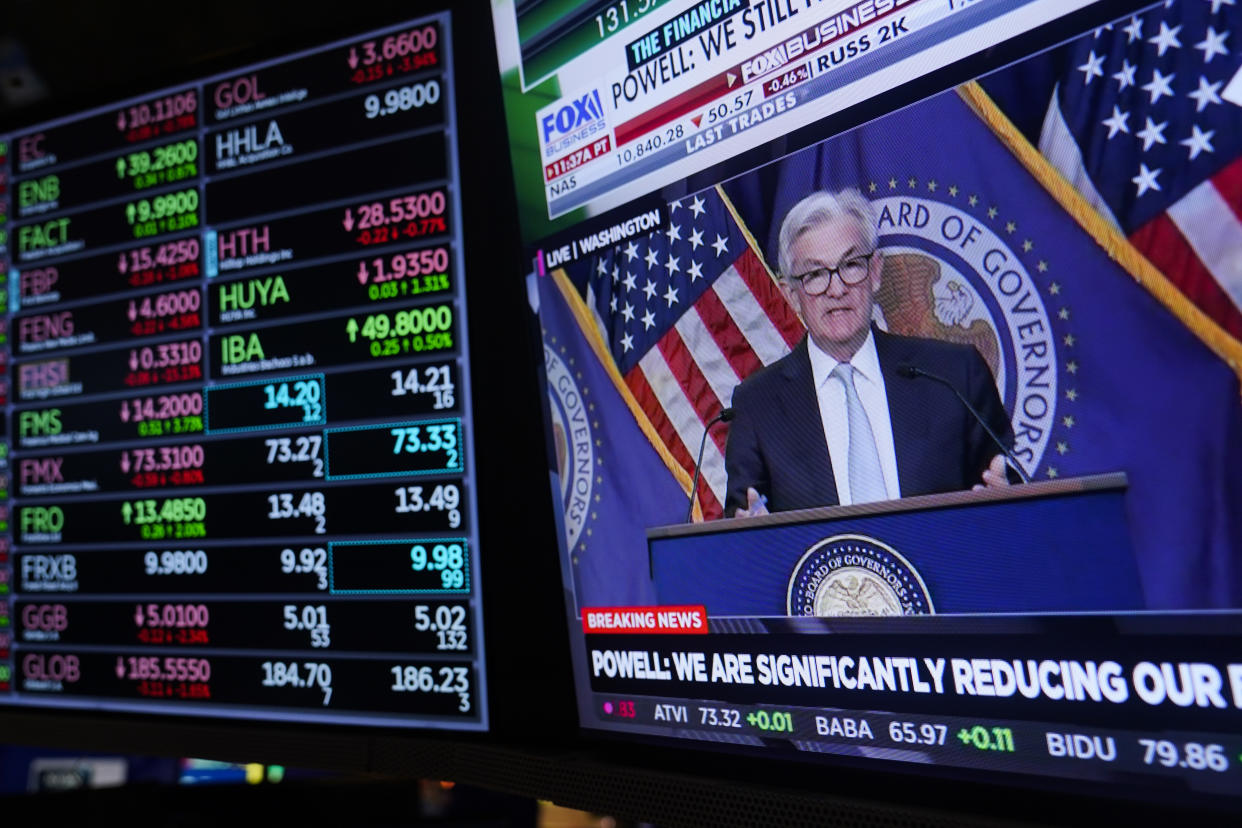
[2,1,1238,825]
[1,2,366,118]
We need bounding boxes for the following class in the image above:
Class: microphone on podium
[687,407,735,522]
[896,363,1031,484]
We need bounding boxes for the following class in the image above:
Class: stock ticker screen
[0,12,488,728]
[495,0,1242,803]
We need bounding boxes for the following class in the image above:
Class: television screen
[493,0,1242,805]
[0,9,489,730]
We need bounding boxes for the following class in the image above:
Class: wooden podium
[646,473,1143,615]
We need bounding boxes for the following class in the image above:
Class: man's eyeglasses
[789,251,875,295]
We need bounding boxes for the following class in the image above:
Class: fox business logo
[539,90,608,157]
[740,0,916,83]
[787,534,933,617]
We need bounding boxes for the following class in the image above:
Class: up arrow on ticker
[348,47,359,69]
[342,208,355,232]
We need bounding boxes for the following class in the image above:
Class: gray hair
[777,188,878,278]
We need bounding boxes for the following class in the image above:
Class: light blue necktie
[831,363,887,504]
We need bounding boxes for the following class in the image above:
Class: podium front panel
[650,487,1142,615]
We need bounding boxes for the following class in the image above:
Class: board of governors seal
[786,534,934,617]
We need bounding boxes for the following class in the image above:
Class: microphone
[686,408,735,522]
[896,363,1031,484]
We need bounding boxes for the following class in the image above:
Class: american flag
[1041,0,1242,340]
[572,188,803,520]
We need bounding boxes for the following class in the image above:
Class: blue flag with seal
[722,84,1242,610]
[537,265,691,609]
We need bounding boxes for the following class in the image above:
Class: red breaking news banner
[582,605,708,634]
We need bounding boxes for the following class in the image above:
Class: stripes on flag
[565,187,806,520]
[1167,181,1242,303]
[1024,0,1242,349]
[1131,154,1242,338]
[1131,214,1242,340]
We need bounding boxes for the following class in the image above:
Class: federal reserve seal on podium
[786,534,934,617]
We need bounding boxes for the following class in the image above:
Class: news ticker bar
[8,596,473,653]
[8,300,455,400]
[589,692,1242,797]
[7,21,442,177]
[8,539,470,597]
[0,9,486,731]
[10,477,467,544]
[9,185,452,315]
[583,625,1242,733]
[11,359,458,448]
[9,241,452,347]
[2,650,475,718]
[9,417,462,496]
[540,0,1095,218]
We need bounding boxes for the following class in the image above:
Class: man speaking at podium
[726,188,1015,518]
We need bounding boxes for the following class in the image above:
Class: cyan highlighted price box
[205,373,326,433]
[325,418,462,480]
[329,537,469,594]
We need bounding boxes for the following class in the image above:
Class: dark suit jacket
[724,329,1013,514]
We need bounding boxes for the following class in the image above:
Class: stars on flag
[1194,26,1229,62]
[1131,163,1162,196]
[1063,3,1242,204]
[1113,59,1137,89]
[1147,20,1183,55]
[1136,116,1169,150]
[579,189,759,378]
[1187,75,1223,111]
[1180,124,1215,159]
[1078,50,1105,83]
[1141,67,1175,104]
[1102,105,1131,138]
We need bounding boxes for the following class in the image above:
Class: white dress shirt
[806,331,902,505]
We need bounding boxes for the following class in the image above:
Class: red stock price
[127,289,202,336]
[117,238,201,288]
[124,340,203,387]
[347,25,439,84]
[344,190,447,246]
[116,92,198,143]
